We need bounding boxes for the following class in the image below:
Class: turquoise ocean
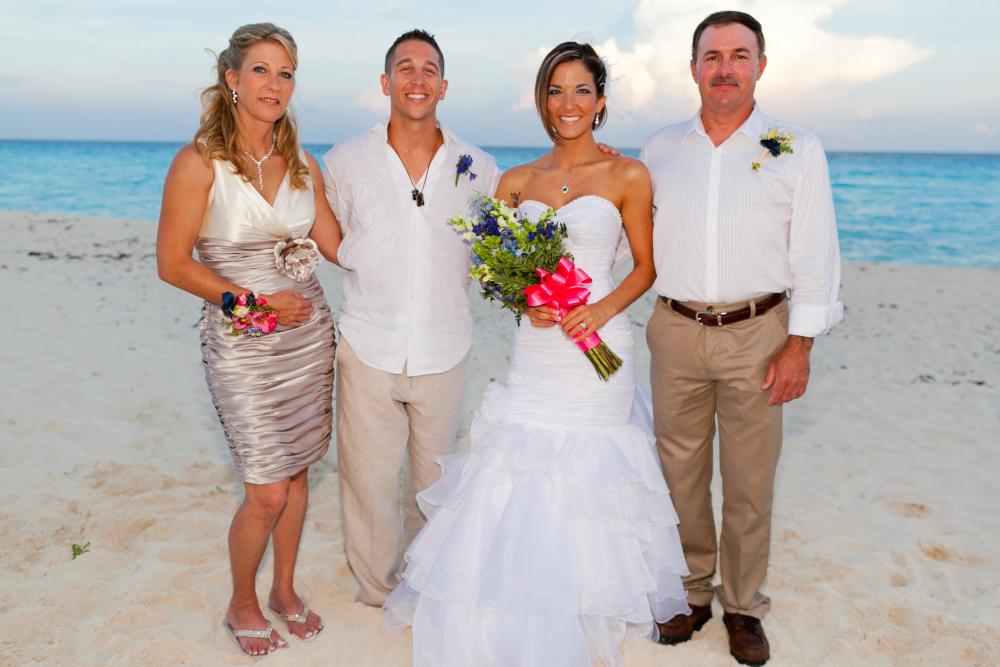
[1,140,997,268]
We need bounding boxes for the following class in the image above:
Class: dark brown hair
[534,41,608,144]
[691,11,765,60]
[385,29,445,75]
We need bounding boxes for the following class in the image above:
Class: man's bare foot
[226,599,288,656]
[268,589,324,640]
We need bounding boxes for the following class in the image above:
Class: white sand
[1,210,997,666]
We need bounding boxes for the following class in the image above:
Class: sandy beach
[1,210,997,667]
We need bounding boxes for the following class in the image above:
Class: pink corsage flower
[220,291,280,337]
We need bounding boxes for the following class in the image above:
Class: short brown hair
[385,29,444,75]
[691,11,765,60]
[534,42,608,144]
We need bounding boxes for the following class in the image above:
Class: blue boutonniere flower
[455,154,477,186]
[752,128,794,171]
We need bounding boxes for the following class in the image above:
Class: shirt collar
[683,103,767,145]
[737,104,767,142]
[367,118,457,153]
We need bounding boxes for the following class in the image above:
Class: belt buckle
[694,307,725,326]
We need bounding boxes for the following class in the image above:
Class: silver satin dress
[196,158,334,485]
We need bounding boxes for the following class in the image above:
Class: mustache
[710,76,740,87]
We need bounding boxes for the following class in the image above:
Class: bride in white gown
[384,42,690,666]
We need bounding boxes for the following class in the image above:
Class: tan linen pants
[647,297,789,619]
[335,338,467,606]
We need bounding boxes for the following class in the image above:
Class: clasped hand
[262,290,313,327]
[524,302,613,342]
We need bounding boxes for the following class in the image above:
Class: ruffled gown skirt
[384,317,690,666]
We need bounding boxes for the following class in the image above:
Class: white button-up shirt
[642,106,843,337]
[322,121,500,376]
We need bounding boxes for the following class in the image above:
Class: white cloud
[355,85,388,115]
[542,0,934,122]
[513,46,553,111]
[856,105,876,120]
[973,122,996,137]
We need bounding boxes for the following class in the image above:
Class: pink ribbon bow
[523,256,603,351]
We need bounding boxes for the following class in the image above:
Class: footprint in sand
[919,541,959,563]
[881,499,934,518]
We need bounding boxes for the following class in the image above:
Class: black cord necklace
[407,153,435,207]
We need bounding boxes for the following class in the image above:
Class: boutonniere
[455,154,477,186]
[752,128,794,171]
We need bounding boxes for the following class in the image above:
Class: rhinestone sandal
[222,619,286,656]
[269,603,323,640]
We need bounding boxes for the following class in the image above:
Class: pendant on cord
[411,188,425,207]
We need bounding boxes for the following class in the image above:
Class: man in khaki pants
[641,11,842,666]
[323,30,499,606]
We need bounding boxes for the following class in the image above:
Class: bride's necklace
[244,133,276,193]
[560,164,579,195]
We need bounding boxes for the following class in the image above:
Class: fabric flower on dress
[273,237,321,281]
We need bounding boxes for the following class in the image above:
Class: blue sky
[3,0,998,152]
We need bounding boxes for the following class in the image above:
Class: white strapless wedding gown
[384,196,690,666]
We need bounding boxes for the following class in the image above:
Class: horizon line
[2,137,1000,158]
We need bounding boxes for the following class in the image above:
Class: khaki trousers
[647,298,789,619]
[335,338,467,606]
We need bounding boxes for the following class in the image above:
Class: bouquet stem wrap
[524,257,623,381]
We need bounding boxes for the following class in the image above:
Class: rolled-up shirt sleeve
[787,138,843,337]
[321,149,355,270]
[321,150,342,220]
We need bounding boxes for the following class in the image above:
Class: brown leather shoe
[655,604,712,645]
[723,612,770,666]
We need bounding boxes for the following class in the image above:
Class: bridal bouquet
[448,195,622,381]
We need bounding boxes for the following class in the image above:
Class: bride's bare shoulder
[496,163,540,204]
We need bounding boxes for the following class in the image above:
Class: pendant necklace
[244,133,276,193]
[560,164,578,195]
[407,151,436,207]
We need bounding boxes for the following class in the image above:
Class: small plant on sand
[71,542,90,560]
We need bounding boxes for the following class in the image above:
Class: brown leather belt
[660,292,785,327]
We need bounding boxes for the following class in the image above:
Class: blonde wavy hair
[193,23,309,190]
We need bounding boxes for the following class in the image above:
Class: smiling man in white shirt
[642,11,842,666]
[322,29,499,607]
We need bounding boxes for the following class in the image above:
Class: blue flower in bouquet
[455,154,477,185]
[501,236,523,257]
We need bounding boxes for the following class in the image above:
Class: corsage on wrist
[221,291,278,336]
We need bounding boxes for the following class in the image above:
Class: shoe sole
[733,658,768,667]
[657,612,712,645]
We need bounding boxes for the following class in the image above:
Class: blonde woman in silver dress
[156,23,341,656]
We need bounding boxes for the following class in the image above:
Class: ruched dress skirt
[196,238,335,485]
